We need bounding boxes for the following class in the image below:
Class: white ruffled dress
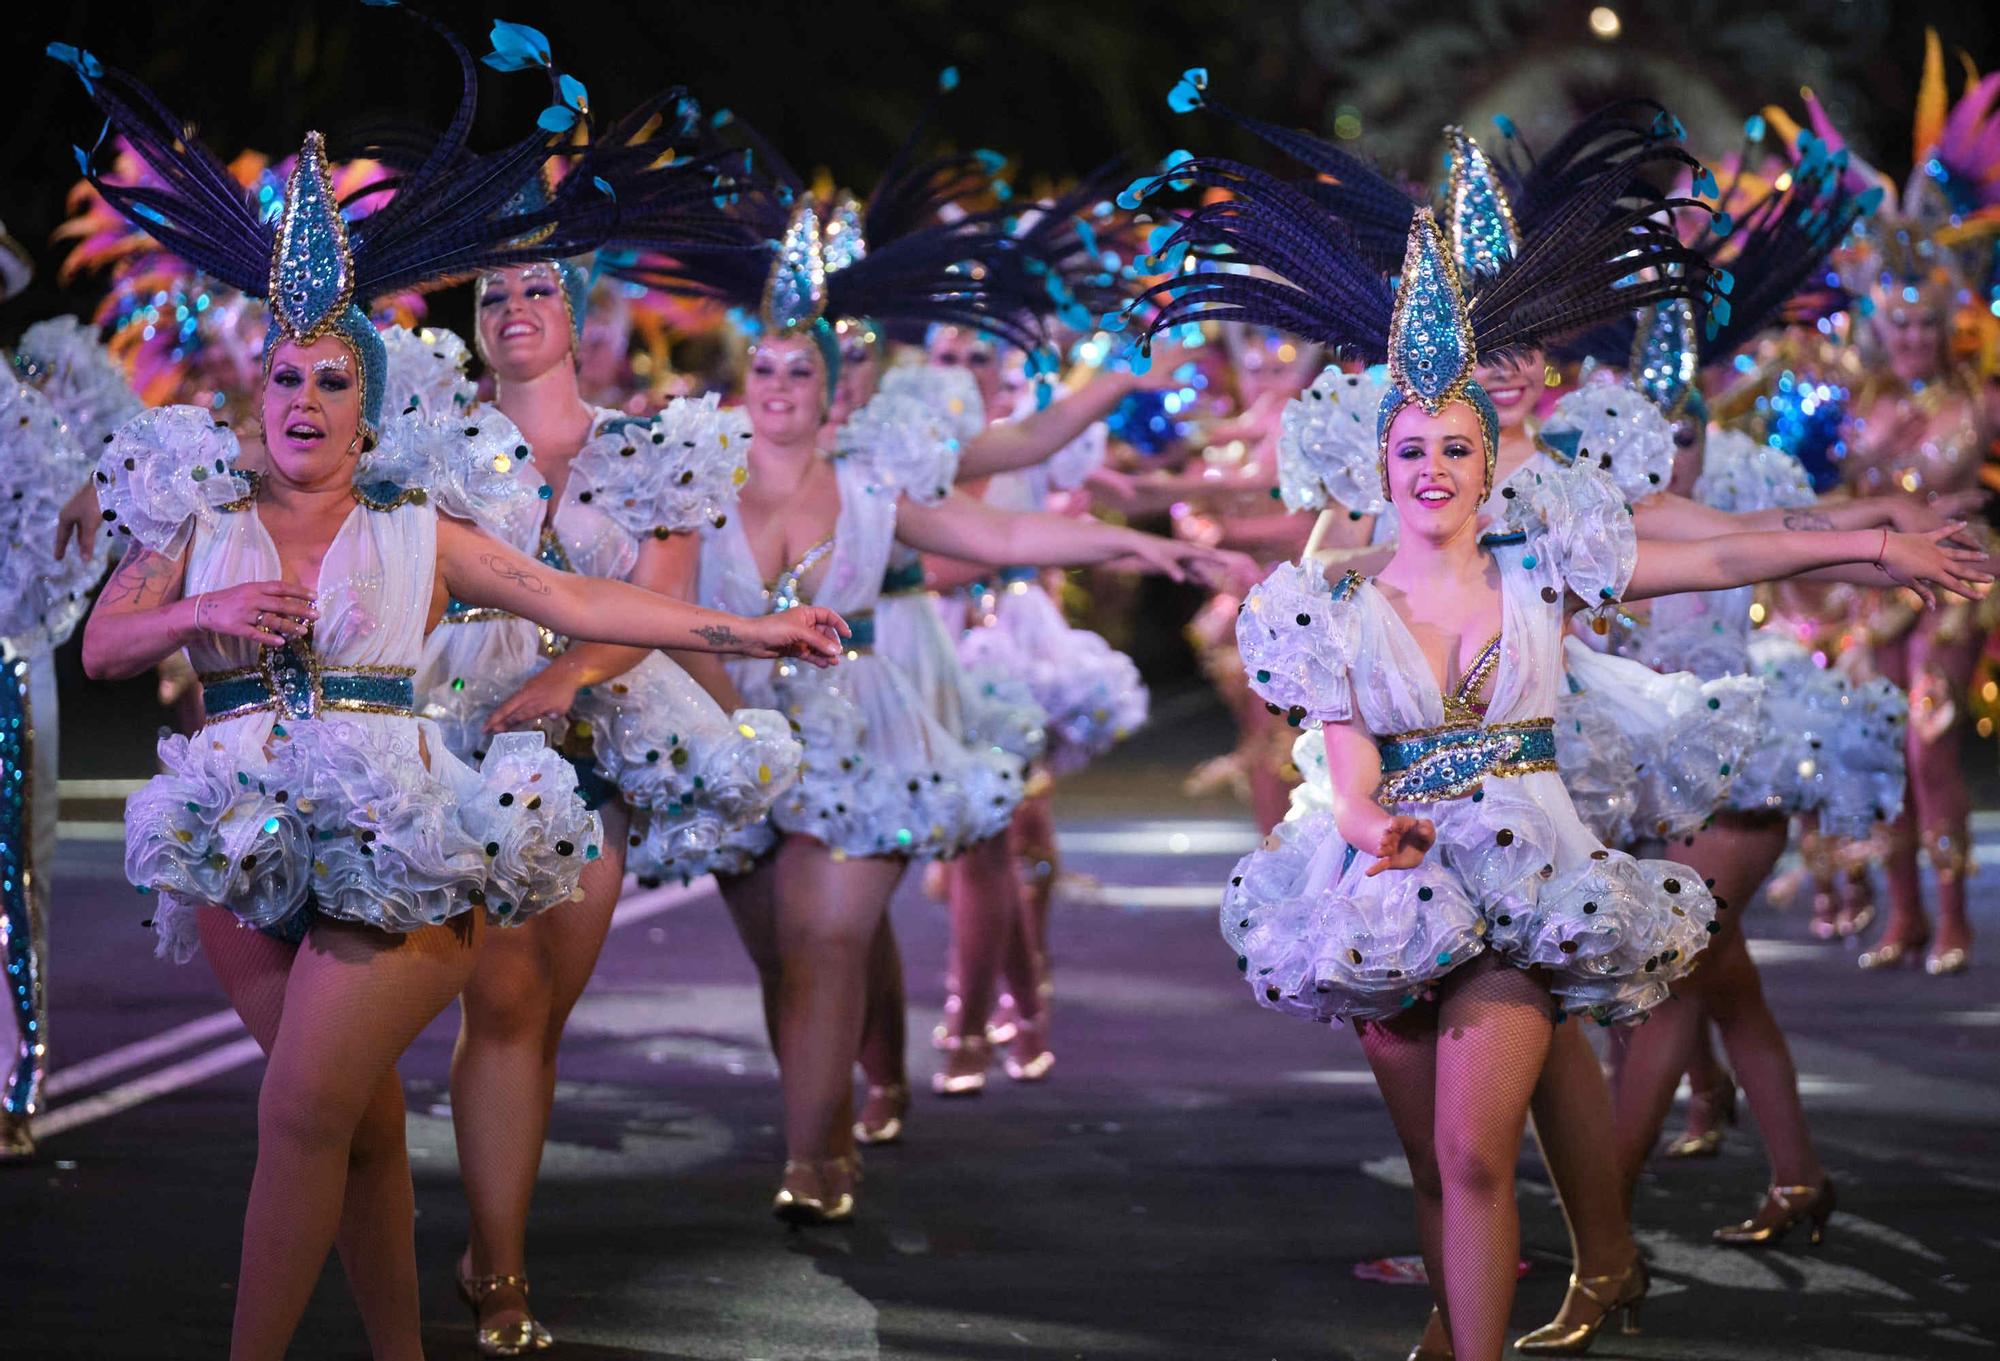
[857,378,1048,769]
[698,416,1022,862]
[0,375,106,656]
[955,409,1148,775]
[1228,463,1716,1024]
[411,390,803,884]
[1285,368,1761,846]
[1613,427,1908,833]
[102,406,603,962]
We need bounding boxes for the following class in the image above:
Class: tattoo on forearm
[1783,510,1835,532]
[100,548,177,608]
[479,553,552,595]
[694,623,742,647]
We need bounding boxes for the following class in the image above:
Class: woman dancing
[54,27,844,1358]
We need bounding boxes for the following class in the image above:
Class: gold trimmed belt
[200,643,416,725]
[1376,717,1558,803]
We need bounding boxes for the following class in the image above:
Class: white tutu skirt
[1221,770,1716,1026]
[574,652,801,881]
[1557,640,1762,846]
[749,652,1024,861]
[1736,634,1907,834]
[957,578,1146,776]
[125,715,601,962]
[877,590,1048,764]
[416,613,551,764]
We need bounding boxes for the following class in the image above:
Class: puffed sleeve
[834,389,958,505]
[878,363,987,448]
[1497,459,1639,604]
[363,406,539,542]
[1235,560,1364,723]
[1277,365,1391,515]
[93,405,249,558]
[1535,379,1676,504]
[0,377,105,646]
[569,393,752,534]
[378,324,477,422]
[1693,427,1817,513]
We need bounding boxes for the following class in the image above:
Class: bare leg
[718,852,782,1052]
[770,840,904,1168]
[1433,960,1554,1361]
[855,914,908,1088]
[223,911,480,1361]
[1613,816,1811,1196]
[201,913,424,1361]
[1869,636,1930,950]
[937,836,1020,1085]
[1905,622,1980,960]
[451,800,630,1337]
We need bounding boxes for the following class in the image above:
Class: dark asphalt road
[5,705,1998,1360]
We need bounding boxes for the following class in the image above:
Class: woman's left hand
[485,667,582,734]
[1877,523,1995,608]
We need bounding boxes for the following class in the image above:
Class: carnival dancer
[614,162,1243,1219]
[0,307,129,1159]
[53,22,846,1358]
[1768,36,2000,975]
[1122,76,1988,1357]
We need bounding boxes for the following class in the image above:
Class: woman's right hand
[746,606,850,667]
[189,581,319,647]
[1363,813,1436,877]
[1877,524,1994,608]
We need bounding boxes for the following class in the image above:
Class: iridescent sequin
[762,201,827,333]
[1444,128,1520,280]
[1630,298,1698,415]
[269,133,355,344]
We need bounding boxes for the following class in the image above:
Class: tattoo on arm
[99,549,178,608]
[1783,510,1835,532]
[479,552,553,595]
[694,623,742,647]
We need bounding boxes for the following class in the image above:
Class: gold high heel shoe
[1003,1008,1055,1083]
[1513,1256,1648,1355]
[1926,947,1970,976]
[457,1257,554,1357]
[1713,1178,1836,1247]
[1406,1306,1452,1360]
[853,1082,909,1146]
[1662,1077,1737,1158]
[773,1157,857,1226]
[931,1032,991,1096]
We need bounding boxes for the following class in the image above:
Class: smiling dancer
[1120,72,1987,1360]
[51,19,845,1358]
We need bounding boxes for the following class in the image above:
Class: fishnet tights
[1359,957,1553,1361]
[200,905,480,1361]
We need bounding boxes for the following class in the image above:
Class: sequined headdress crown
[52,10,700,441]
[1118,73,1721,499]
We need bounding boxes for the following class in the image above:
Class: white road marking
[36,879,710,1138]
[34,1037,268,1140]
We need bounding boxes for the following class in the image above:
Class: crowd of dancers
[1,9,1996,1360]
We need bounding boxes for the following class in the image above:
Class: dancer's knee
[258,1074,365,1158]
[461,938,558,1044]
[1434,1125,1516,1201]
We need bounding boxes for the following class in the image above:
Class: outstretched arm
[895,490,1251,586]
[956,369,1139,480]
[1323,718,1433,876]
[1634,488,1983,542]
[1622,523,1991,606]
[483,532,698,733]
[437,516,845,663]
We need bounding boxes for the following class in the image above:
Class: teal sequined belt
[880,561,927,596]
[837,611,876,652]
[201,643,416,725]
[1376,718,1558,803]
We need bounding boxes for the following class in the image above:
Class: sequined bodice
[1843,385,1986,500]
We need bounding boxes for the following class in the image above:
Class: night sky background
[4,0,1996,342]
